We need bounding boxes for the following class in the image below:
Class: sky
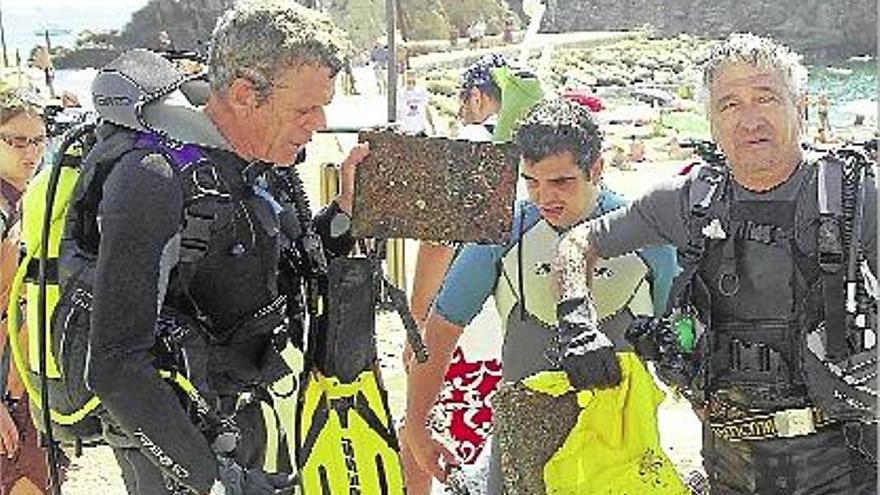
[0,0,150,56]
[1,0,148,10]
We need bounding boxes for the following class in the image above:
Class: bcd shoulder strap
[131,133,231,268]
[664,162,730,315]
[816,148,877,359]
[816,154,847,359]
[72,129,231,288]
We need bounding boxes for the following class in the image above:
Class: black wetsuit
[64,124,352,494]
[590,163,877,494]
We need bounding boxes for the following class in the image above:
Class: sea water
[809,59,878,129]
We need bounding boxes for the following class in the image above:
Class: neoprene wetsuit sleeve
[433,241,505,327]
[591,176,691,258]
[313,201,355,258]
[861,177,877,275]
[86,151,218,493]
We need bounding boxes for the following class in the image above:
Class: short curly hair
[515,98,603,175]
[700,33,807,108]
[460,53,507,101]
[0,86,43,125]
[208,0,351,100]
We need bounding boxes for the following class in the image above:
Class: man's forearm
[405,311,463,427]
[556,223,601,301]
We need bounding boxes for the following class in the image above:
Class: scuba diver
[400,52,542,494]
[556,33,877,494]
[403,98,679,493]
[47,2,364,494]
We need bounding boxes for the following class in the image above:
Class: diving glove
[211,457,294,495]
[553,297,621,390]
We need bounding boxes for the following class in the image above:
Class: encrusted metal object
[352,130,519,243]
[493,381,580,495]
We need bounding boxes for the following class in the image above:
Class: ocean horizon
[1,0,146,60]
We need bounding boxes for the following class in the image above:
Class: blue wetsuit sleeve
[637,245,680,316]
[433,242,504,328]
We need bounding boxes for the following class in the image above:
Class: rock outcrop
[55,0,874,68]
[55,0,515,68]
[508,0,877,59]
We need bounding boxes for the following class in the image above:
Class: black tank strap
[817,155,847,360]
[665,163,729,315]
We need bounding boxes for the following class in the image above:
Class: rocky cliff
[55,0,874,68]
[508,0,877,59]
[55,0,514,68]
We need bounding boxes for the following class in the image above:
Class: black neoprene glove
[212,457,294,495]
[553,297,622,390]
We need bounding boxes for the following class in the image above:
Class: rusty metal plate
[494,381,579,495]
[352,130,519,243]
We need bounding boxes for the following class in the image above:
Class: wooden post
[319,163,339,207]
[386,238,406,291]
[386,0,397,123]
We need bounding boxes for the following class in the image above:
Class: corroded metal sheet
[352,130,519,243]
[493,381,579,495]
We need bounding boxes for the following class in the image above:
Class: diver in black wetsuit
[58,3,366,494]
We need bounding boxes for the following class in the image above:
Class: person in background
[397,70,435,136]
[371,43,389,94]
[0,86,62,495]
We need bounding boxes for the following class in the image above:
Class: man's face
[521,151,600,229]
[458,87,496,125]
[238,63,335,165]
[709,61,803,189]
[0,112,46,188]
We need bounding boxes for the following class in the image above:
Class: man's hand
[398,425,433,495]
[0,404,19,458]
[401,423,458,482]
[554,298,621,390]
[337,143,370,215]
[561,345,621,390]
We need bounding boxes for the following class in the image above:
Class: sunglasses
[0,133,46,149]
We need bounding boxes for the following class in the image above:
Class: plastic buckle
[773,408,816,438]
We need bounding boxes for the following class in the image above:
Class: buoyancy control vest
[6,123,272,447]
[6,49,296,450]
[60,125,292,386]
[696,174,813,410]
[495,217,653,328]
[494,210,655,382]
[669,149,877,414]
